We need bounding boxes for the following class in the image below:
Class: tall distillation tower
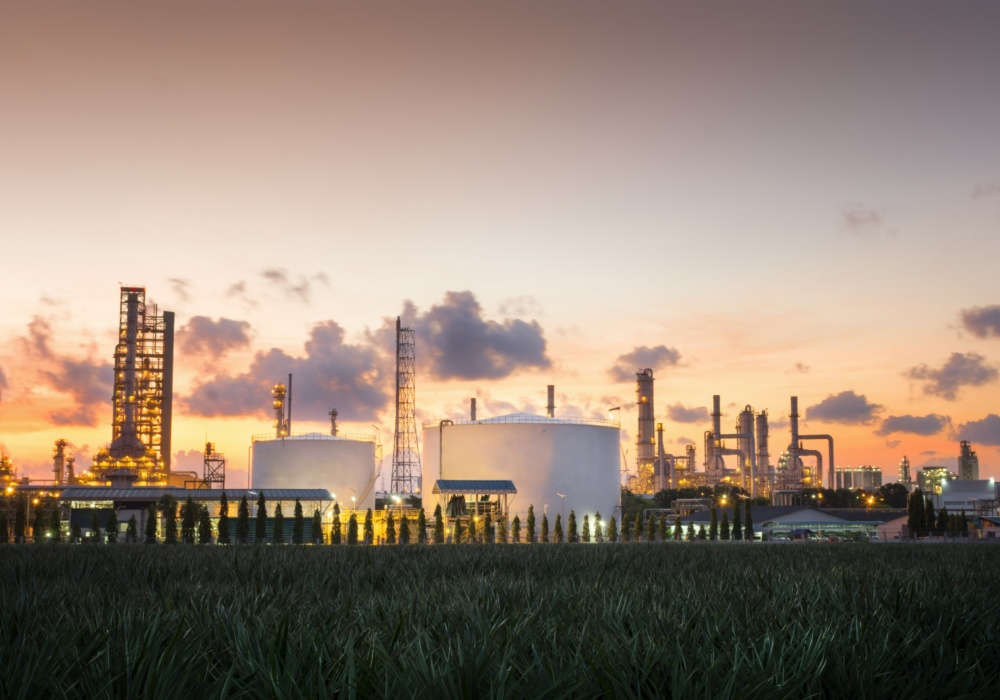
[91,286,174,484]
[391,317,421,494]
[958,441,979,481]
[635,369,656,493]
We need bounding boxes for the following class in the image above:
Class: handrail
[421,415,620,429]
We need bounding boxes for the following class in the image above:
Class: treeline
[906,488,970,538]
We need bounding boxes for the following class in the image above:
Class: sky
[2,0,999,487]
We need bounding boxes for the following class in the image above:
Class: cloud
[960,305,1000,339]
[20,315,113,426]
[840,204,883,234]
[876,414,951,436]
[261,268,313,303]
[666,403,709,424]
[905,352,998,400]
[885,440,901,449]
[920,450,937,456]
[804,390,881,425]
[415,291,551,380]
[182,321,392,421]
[168,278,192,303]
[178,316,252,356]
[973,183,1000,200]
[677,436,696,446]
[956,414,1000,447]
[172,449,205,473]
[498,296,545,317]
[0,366,7,391]
[789,362,810,374]
[608,345,682,382]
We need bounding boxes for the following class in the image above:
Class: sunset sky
[2,1,999,487]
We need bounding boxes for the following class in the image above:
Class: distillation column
[635,369,656,493]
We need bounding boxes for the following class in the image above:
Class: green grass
[1,544,998,698]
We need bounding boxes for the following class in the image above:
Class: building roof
[432,479,517,495]
[681,505,891,527]
[59,487,333,501]
[824,508,907,523]
[423,413,619,430]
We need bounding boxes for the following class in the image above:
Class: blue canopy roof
[432,480,517,495]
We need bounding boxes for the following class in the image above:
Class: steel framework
[391,317,421,494]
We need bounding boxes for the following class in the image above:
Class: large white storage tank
[251,433,377,510]
[421,413,620,525]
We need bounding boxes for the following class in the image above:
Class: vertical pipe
[286,373,293,436]
[471,398,477,422]
[162,310,174,475]
[756,411,769,494]
[789,396,800,487]
[546,385,555,418]
[656,423,665,492]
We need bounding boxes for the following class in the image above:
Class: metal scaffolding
[391,317,421,494]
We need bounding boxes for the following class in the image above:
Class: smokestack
[471,398,477,421]
[712,394,722,437]
[546,385,555,418]
[329,408,339,437]
[162,310,174,474]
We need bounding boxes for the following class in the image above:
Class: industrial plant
[0,284,996,543]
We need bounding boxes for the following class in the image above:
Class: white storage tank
[251,433,377,510]
[422,413,620,526]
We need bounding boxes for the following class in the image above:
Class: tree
[217,493,231,545]
[743,501,754,542]
[347,513,359,545]
[594,512,604,543]
[0,512,8,544]
[292,498,304,545]
[89,509,100,544]
[71,521,82,544]
[959,510,968,538]
[582,514,591,543]
[568,510,578,543]
[386,510,397,545]
[720,512,730,541]
[709,508,719,541]
[697,525,707,540]
[674,516,682,542]
[658,515,668,543]
[621,514,631,542]
[236,495,250,544]
[50,507,62,543]
[454,517,464,544]
[32,506,45,543]
[181,496,197,544]
[417,507,428,544]
[468,515,478,544]
[106,510,118,544]
[541,514,550,543]
[331,503,342,545]
[363,508,374,545]
[732,505,742,541]
[273,503,285,544]
[312,509,323,544]
[526,505,536,544]
[633,512,642,542]
[255,492,268,544]
[607,516,617,543]
[198,506,213,544]
[497,515,508,543]
[554,513,564,543]
[126,515,138,543]
[937,507,949,537]
[433,504,444,544]
[685,522,695,541]
[14,496,27,544]
[924,497,936,537]
[511,515,521,543]
[484,511,493,544]
[398,514,410,545]
[645,513,656,542]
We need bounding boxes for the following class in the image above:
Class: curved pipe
[717,433,755,495]
[797,448,822,490]
[715,447,746,489]
[798,434,834,490]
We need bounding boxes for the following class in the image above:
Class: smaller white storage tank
[251,432,377,510]
[422,413,621,527]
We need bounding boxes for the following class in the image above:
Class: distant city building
[898,456,912,490]
[835,466,882,490]
[958,441,980,481]
[919,466,957,495]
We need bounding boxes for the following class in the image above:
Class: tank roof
[252,431,375,444]
[422,412,619,429]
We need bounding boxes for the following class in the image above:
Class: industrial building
[835,466,883,490]
[677,505,902,540]
[958,441,980,480]
[919,466,957,494]
[423,390,620,527]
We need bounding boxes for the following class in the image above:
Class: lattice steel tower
[391,317,421,494]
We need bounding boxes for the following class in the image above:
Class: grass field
[1,543,998,699]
